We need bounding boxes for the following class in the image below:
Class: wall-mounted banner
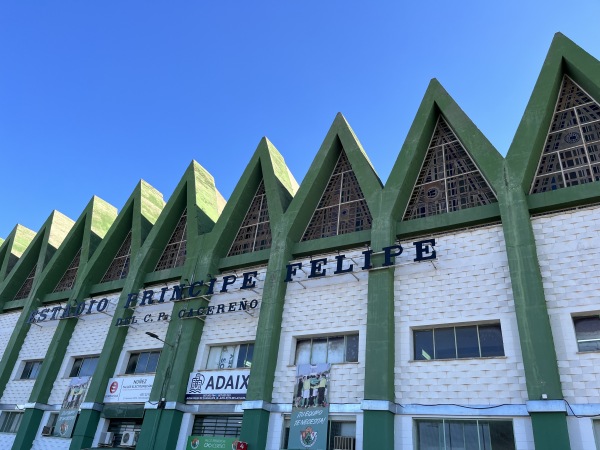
[187,436,246,450]
[284,239,437,283]
[54,376,90,438]
[185,369,250,401]
[289,364,331,450]
[103,375,154,403]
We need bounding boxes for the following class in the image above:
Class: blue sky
[1,1,599,239]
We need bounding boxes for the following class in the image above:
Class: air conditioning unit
[333,435,356,450]
[98,431,115,447]
[41,425,54,436]
[119,430,139,448]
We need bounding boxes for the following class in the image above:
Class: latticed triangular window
[155,208,187,271]
[227,181,272,256]
[101,231,132,282]
[14,265,37,300]
[53,248,82,292]
[403,116,497,220]
[530,75,600,193]
[302,150,372,241]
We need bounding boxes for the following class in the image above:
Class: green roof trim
[506,32,600,195]
[284,112,383,251]
[384,78,504,228]
[0,224,36,283]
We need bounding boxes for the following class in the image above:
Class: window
[69,356,99,378]
[42,413,58,436]
[206,344,253,370]
[414,324,504,360]
[416,419,515,450]
[126,351,161,374]
[192,415,242,437]
[295,335,359,365]
[573,315,600,352]
[107,419,142,447]
[20,360,43,380]
[0,411,23,433]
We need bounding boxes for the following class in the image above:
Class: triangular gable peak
[403,116,497,220]
[0,225,36,282]
[100,231,132,282]
[530,75,600,193]
[154,208,187,271]
[301,149,373,241]
[227,180,272,256]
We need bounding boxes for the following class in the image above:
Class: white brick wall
[0,431,16,448]
[0,311,20,360]
[395,225,528,405]
[273,249,368,405]
[1,321,58,404]
[47,293,119,405]
[532,205,600,405]
[31,411,70,450]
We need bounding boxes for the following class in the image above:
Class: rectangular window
[192,415,242,437]
[416,419,515,450]
[107,418,143,447]
[125,351,161,374]
[69,356,99,377]
[295,335,359,365]
[20,360,43,380]
[206,344,253,370]
[413,324,504,360]
[41,413,58,436]
[0,412,23,433]
[573,315,600,352]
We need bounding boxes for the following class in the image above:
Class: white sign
[185,369,250,401]
[103,375,155,403]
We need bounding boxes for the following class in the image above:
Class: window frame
[19,360,43,380]
[125,350,162,375]
[414,418,516,450]
[204,343,254,370]
[573,314,600,352]
[294,334,359,365]
[69,355,100,378]
[413,322,505,361]
[0,411,23,434]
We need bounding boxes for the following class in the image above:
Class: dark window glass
[126,351,161,374]
[479,325,505,357]
[417,419,515,450]
[434,327,456,359]
[192,415,242,437]
[20,361,43,380]
[236,343,254,368]
[456,326,479,358]
[70,357,99,378]
[574,316,600,352]
[414,330,434,361]
[345,334,359,363]
[0,412,23,433]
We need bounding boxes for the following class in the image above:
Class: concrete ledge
[526,400,567,413]
[361,400,395,413]
[22,402,54,411]
[80,402,104,412]
[399,404,529,417]
[241,400,272,412]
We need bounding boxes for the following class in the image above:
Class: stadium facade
[0,33,599,450]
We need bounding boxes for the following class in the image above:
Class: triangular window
[403,116,497,220]
[101,231,132,283]
[302,150,372,241]
[53,248,82,292]
[14,265,37,300]
[155,209,187,271]
[530,75,600,193]
[227,181,272,256]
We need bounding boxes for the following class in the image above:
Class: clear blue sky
[1,1,599,239]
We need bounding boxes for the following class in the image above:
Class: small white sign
[185,369,250,401]
[103,375,155,403]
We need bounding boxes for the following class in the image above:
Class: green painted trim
[68,409,101,450]
[42,291,71,303]
[218,248,271,271]
[530,412,571,450]
[10,407,43,450]
[362,410,395,450]
[396,203,501,239]
[527,182,600,214]
[292,229,371,256]
[506,32,600,193]
[89,279,127,295]
[239,409,270,450]
[143,267,184,284]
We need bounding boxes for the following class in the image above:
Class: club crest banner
[288,363,330,450]
[54,376,90,438]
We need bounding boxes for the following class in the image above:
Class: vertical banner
[53,376,90,438]
[289,363,330,450]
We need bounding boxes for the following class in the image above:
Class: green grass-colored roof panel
[506,32,600,192]
[0,225,36,283]
[384,78,504,224]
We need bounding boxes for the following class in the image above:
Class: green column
[10,408,44,450]
[499,186,570,448]
[362,216,396,449]
[239,230,292,449]
[68,409,101,450]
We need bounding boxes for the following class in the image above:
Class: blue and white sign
[185,369,250,401]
